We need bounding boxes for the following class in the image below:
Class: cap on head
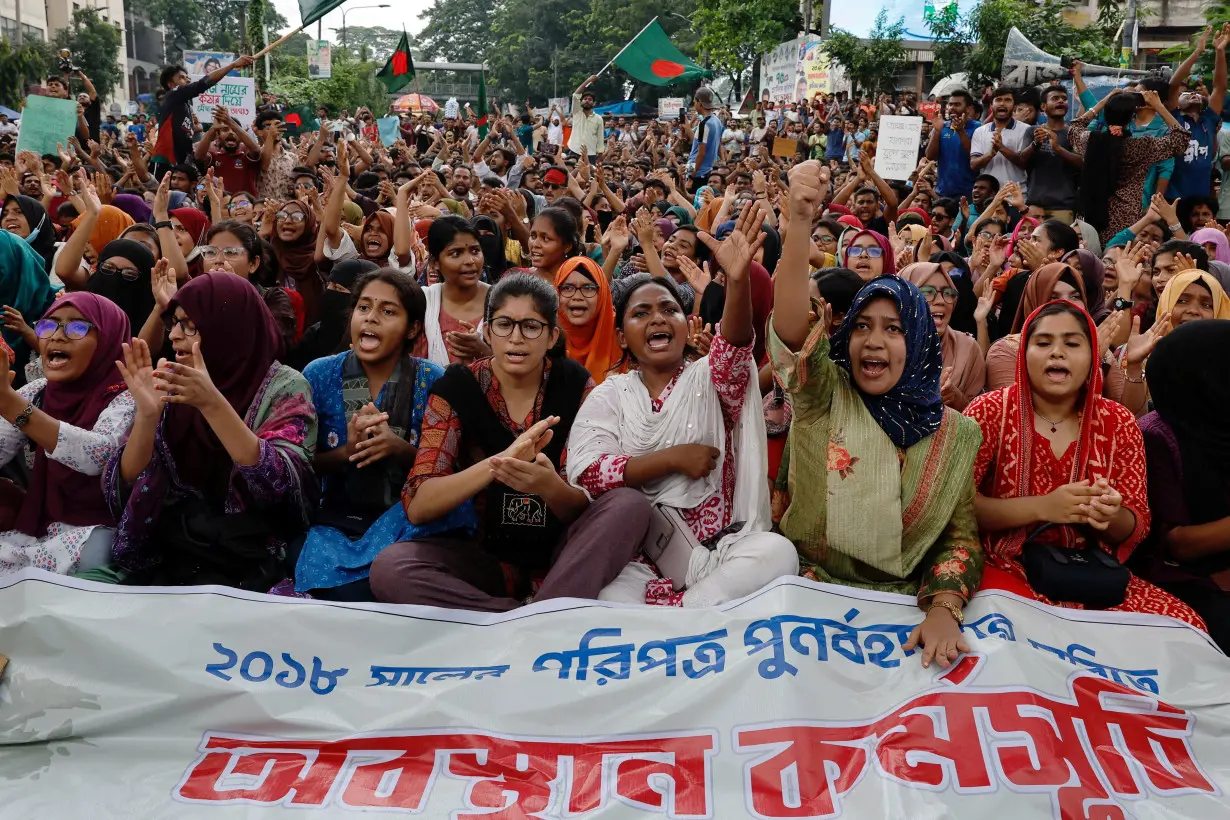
[694,87,715,111]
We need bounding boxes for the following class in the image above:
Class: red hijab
[170,207,211,248]
[842,229,896,275]
[16,293,130,537]
[164,274,282,501]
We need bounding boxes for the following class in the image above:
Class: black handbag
[1019,524,1130,610]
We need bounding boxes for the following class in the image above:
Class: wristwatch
[927,600,964,625]
[14,403,34,429]
[1111,297,1133,312]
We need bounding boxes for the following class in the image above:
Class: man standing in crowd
[971,86,1030,195]
[1020,85,1083,223]
[1166,24,1228,200]
[152,53,255,177]
[687,87,723,192]
[926,89,979,200]
[568,75,603,160]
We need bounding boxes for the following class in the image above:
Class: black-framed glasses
[813,234,837,245]
[489,316,547,339]
[34,319,96,340]
[919,285,958,303]
[275,211,307,223]
[98,261,140,281]
[163,316,199,336]
[558,283,599,298]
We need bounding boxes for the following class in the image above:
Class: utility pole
[1120,0,1137,69]
[553,46,558,101]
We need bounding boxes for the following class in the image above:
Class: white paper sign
[189,75,257,130]
[1,570,1229,817]
[874,114,924,181]
[658,96,684,121]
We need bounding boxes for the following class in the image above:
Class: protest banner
[2,569,1226,818]
[307,40,332,79]
[801,41,836,99]
[759,37,808,103]
[772,137,801,158]
[658,97,684,121]
[874,114,925,181]
[190,76,257,130]
[14,96,78,157]
[919,100,942,120]
[376,115,400,147]
[183,50,240,78]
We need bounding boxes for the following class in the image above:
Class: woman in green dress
[769,161,985,669]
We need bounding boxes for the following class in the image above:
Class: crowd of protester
[2,26,1230,666]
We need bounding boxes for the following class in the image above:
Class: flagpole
[253,22,307,60]
[595,16,659,79]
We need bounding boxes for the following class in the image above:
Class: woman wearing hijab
[0,230,57,380]
[110,193,152,226]
[930,251,977,335]
[899,262,985,410]
[1190,226,1230,265]
[87,239,161,352]
[56,198,137,289]
[103,274,318,589]
[555,256,622,384]
[1138,321,1230,650]
[1155,270,1230,326]
[985,262,1087,390]
[965,300,1203,628]
[772,203,983,669]
[472,214,510,281]
[697,219,774,365]
[0,294,133,576]
[269,200,324,326]
[152,177,212,280]
[2,194,56,271]
[1063,248,1110,321]
[841,229,896,280]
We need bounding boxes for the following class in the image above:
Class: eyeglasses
[34,319,96,340]
[229,200,252,210]
[813,234,837,245]
[163,316,199,336]
[199,245,247,260]
[98,261,140,281]
[977,230,998,240]
[847,246,884,258]
[489,316,547,339]
[559,283,599,298]
[919,285,958,303]
[294,180,317,190]
[543,182,563,191]
[275,211,307,224]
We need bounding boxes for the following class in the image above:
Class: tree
[247,0,267,88]
[267,48,388,114]
[146,0,291,59]
[0,40,51,108]
[331,26,406,64]
[927,0,1124,88]
[417,0,493,63]
[692,0,797,100]
[823,10,908,97]
[53,8,124,102]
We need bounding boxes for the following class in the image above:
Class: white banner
[307,40,332,80]
[189,75,257,130]
[658,97,684,122]
[874,114,925,181]
[1,570,1229,818]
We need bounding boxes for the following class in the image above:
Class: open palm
[117,340,161,418]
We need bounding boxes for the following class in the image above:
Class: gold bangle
[927,600,964,625]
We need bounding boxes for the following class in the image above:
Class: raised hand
[1124,312,1170,366]
[151,258,178,311]
[1,305,36,351]
[116,339,161,418]
[153,342,223,409]
[678,255,712,295]
[699,199,767,284]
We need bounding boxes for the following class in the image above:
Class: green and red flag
[283,105,319,137]
[297,0,343,28]
[476,71,489,139]
[736,87,757,116]
[376,29,415,93]
[611,18,711,87]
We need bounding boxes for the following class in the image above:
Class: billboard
[182,50,240,77]
[827,0,982,41]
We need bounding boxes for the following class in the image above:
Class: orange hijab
[555,256,621,384]
[73,205,135,256]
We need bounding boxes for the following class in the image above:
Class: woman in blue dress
[295,268,474,599]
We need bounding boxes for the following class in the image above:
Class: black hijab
[473,215,508,283]
[4,194,55,270]
[88,239,156,333]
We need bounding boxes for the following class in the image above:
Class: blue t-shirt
[936,119,980,199]
[1167,107,1220,200]
[688,113,723,178]
[825,126,845,160]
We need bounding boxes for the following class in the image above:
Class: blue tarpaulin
[592,100,645,117]
[0,105,20,120]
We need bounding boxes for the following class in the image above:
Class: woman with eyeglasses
[415,216,492,367]
[54,182,135,289]
[841,229,895,280]
[554,256,622,384]
[225,192,257,227]
[103,273,317,589]
[85,239,162,352]
[0,293,133,577]
[809,218,842,270]
[370,273,651,611]
[899,262,985,410]
[197,220,299,350]
[151,174,211,281]
[268,200,325,327]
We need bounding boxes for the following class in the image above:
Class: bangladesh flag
[612,18,710,87]
[283,105,319,137]
[376,30,414,93]
[476,71,488,139]
[737,87,756,116]
[297,0,343,27]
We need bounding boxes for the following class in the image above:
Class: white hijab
[567,353,771,566]
[421,283,450,367]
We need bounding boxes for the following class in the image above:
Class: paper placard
[307,40,332,79]
[15,95,79,157]
[918,101,941,120]
[658,97,684,121]
[772,137,802,158]
[189,75,257,130]
[873,115,924,181]
[376,116,400,147]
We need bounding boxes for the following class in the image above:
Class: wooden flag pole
[595,16,658,79]
[253,22,307,60]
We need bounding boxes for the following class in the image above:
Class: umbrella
[392,93,439,114]
[0,105,20,120]
[929,73,969,99]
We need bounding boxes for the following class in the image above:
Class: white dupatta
[567,352,772,572]
[422,283,451,367]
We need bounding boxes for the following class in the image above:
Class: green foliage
[0,39,52,108]
[926,0,1125,88]
[52,8,124,102]
[267,48,387,114]
[418,0,493,63]
[1159,6,1230,84]
[147,0,290,59]
[691,0,797,81]
[823,11,908,96]
[270,32,314,80]
[331,26,406,64]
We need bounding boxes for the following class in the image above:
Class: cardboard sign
[658,97,684,121]
[190,75,257,130]
[15,95,78,157]
[772,136,802,158]
[873,114,924,181]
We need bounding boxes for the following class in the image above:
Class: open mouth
[365,239,385,255]
[859,357,888,379]
[357,330,381,352]
[504,350,529,365]
[646,331,673,352]
[930,311,946,327]
[174,348,194,364]
[567,305,589,318]
[1044,364,1070,383]
[45,349,71,369]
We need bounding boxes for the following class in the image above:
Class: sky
[268,0,433,47]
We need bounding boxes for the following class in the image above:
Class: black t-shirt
[154,75,218,166]
[76,97,101,145]
[1024,124,1079,210]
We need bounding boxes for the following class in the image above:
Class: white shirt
[970,119,1031,193]
[323,228,416,274]
[0,121,17,137]
[568,92,604,157]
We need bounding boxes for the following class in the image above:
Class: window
[22,24,43,41]
[0,17,17,42]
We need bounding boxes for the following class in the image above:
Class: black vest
[430,358,590,567]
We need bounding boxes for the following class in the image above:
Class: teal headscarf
[0,229,58,363]
[692,185,712,210]
[665,205,693,226]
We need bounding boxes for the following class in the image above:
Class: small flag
[612,19,710,87]
[476,71,488,139]
[376,29,414,93]
[283,105,319,137]
[737,87,756,116]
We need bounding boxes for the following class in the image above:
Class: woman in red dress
[964,300,1204,628]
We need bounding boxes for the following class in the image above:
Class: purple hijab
[16,293,130,537]
[1063,248,1109,321]
[111,193,153,225]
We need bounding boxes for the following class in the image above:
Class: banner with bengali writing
[1,569,1229,818]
